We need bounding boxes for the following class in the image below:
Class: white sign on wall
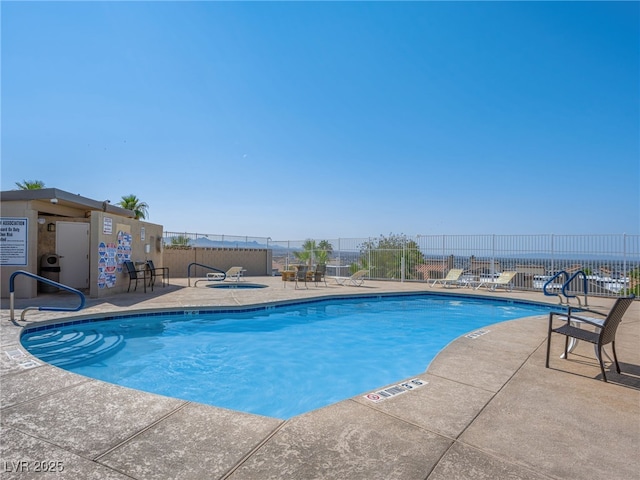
[103,217,113,235]
[0,217,28,266]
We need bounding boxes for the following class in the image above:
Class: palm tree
[294,239,333,266]
[294,239,317,267]
[118,194,149,220]
[317,240,333,257]
[170,235,190,246]
[15,180,45,190]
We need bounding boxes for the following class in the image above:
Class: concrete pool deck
[1,277,638,479]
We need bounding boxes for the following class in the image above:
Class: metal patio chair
[294,265,309,289]
[146,260,169,288]
[545,295,635,382]
[123,260,151,293]
[474,271,517,291]
[207,266,244,282]
[333,269,368,287]
[431,268,464,288]
[311,263,328,287]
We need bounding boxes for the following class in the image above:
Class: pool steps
[21,330,125,368]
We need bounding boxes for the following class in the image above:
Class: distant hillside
[166,237,291,251]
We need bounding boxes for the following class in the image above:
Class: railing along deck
[9,270,86,322]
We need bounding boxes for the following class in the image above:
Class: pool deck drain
[1,277,638,479]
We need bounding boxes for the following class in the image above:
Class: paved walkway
[1,277,638,479]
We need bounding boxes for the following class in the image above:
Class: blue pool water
[21,294,557,419]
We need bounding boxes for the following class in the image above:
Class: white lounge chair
[207,266,244,282]
[474,271,517,291]
[333,269,369,286]
[431,268,464,288]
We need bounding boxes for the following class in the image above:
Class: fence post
[286,241,290,270]
[550,234,555,275]
[442,235,446,273]
[491,234,496,276]
[266,237,271,275]
[623,233,627,295]
[401,242,405,282]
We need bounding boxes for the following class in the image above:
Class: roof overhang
[0,188,136,218]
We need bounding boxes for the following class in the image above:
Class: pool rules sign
[0,218,28,266]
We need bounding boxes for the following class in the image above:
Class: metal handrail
[187,262,226,286]
[543,270,569,303]
[9,270,86,322]
[562,270,589,307]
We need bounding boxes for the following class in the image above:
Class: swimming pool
[21,294,558,419]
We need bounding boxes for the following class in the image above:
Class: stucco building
[0,188,164,299]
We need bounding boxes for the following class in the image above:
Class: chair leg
[595,345,608,382]
[563,336,569,360]
[611,341,621,374]
[127,276,138,292]
[545,324,553,368]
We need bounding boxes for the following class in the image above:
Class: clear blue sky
[2,1,638,239]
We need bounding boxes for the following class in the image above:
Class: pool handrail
[562,270,589,307]
[187,262,226,286]
[9,270,86,322]
[543,270,569,303]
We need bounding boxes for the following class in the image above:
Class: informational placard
[97,241,118,288]
[0,217,28,266]
[103,217,113,235]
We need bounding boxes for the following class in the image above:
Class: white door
[56,222,90,289]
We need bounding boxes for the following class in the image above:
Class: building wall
[89,211,164,298]
[162,247,271,279]
[2,196,274,298]
[0,201,39,298]
[1,200,164,299]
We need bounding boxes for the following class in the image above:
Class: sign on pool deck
[363,378,427,403]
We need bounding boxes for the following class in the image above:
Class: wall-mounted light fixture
[47,223,56,232]
[50,198,58,204]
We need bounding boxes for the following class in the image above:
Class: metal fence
[164,232,272,250]
[165,232,639,297]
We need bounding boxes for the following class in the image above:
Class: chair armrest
[567,306,606,317]
[548,311,604,331]
[549,311,570,322]
[566,314,605,329]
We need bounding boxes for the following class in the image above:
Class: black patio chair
[123,260,140,292]
[146,260,169,288]
[123,260,150,293]
[546,295,635,382]
[312,263,327,287]
[294,265,309,290]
